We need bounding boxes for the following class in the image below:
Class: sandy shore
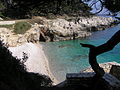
[8,43,58,85]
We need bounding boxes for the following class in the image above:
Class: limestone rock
[17,35,27,44]
[110,65,120,80]
[81,62,120,73]
[0,17,3,20]
[27,33,39,43]
[7,36,18,47]
[0,16,119,46]
[45,16,119,41]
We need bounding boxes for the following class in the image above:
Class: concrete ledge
[110,65,120,80]
[66,73,120,90]
[0,21,15,25]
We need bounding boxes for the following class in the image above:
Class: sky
[83,0,120,18]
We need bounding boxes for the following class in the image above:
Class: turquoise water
[42,24,120,82]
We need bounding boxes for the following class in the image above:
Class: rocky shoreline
[0,16,119,47]
[79,62,120,85]
[39,16,119,42]
[81,62,120,74]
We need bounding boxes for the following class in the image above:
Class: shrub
[0,24,14,29]
[0,2,5,9]
[0,12,5,18]
[14,22,31,34]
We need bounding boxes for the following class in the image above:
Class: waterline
[42,24,120,82]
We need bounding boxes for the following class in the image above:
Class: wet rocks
[81,62,120,74]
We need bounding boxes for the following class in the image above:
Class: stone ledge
[110,65,120,80]
[65,73,120,90]
[0,21,15,25]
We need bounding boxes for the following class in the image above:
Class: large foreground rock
[64,73,120,90]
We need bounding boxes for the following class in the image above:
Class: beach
[8,43,58,85]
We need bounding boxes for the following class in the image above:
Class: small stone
[0,17,3,20]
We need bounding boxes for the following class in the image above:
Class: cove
[42,24,120,82]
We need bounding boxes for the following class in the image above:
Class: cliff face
[46,16,118,41]
[0,16,119,47]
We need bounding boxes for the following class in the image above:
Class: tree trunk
[80,30,120,78]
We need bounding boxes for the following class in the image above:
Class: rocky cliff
[0,16,119,47]
[45,16,118,41]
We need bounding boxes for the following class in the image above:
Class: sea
[42,24,120,82]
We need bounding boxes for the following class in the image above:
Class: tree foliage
[0,0,91,19]
[1,0,120,18]
[104,0,120,13]
[83,0,120,16]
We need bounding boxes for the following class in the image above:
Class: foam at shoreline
[8,43,58,85]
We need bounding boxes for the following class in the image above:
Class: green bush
[0,2,5,9]
[14,22,31,34]
[0,12,4,18]
[0,24,14,29]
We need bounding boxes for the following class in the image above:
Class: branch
[89,0,99,7]
[94,0,104,14]
[80,30,120,77]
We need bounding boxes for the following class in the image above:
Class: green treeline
[1,0,120,19]
[0,0,91,19]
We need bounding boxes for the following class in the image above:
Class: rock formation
[81,62,120,74]
[0,16,119,47]
[40,16,119,42]
[0,17,3,20]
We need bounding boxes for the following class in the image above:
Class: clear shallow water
[42,24,120,82]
